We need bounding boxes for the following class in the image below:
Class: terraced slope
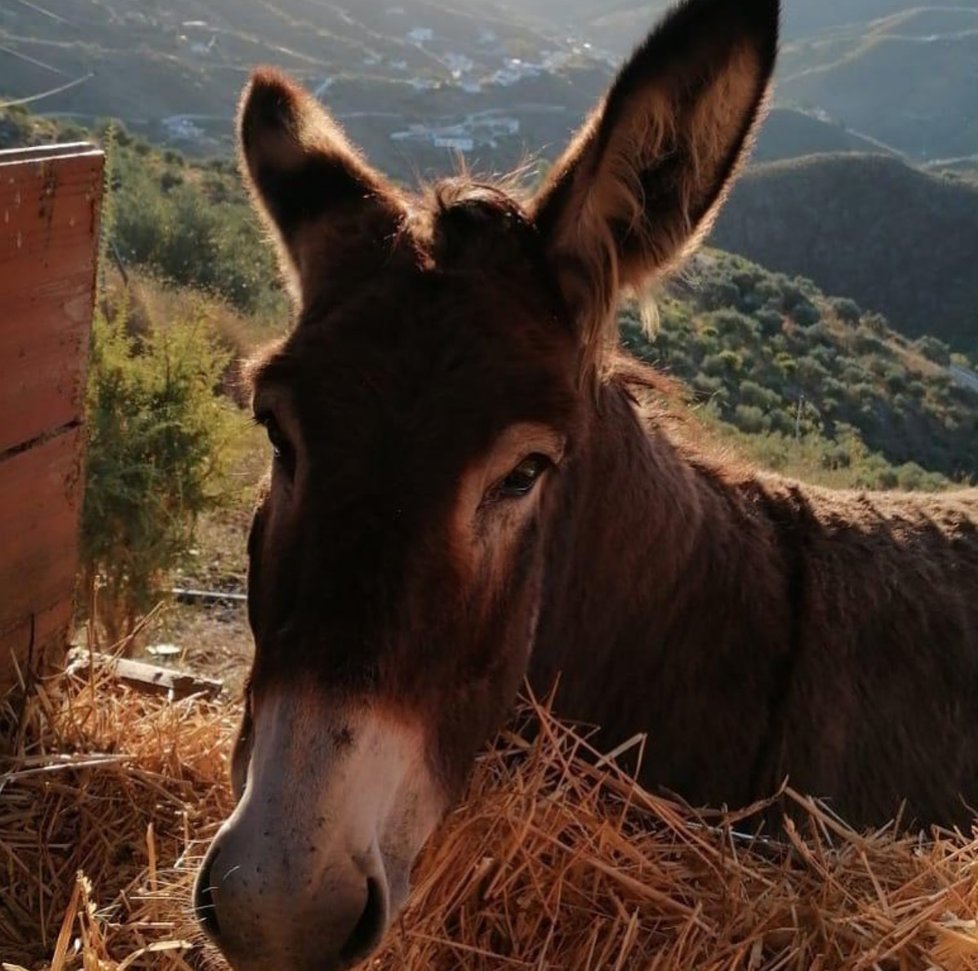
[0,0,611,177]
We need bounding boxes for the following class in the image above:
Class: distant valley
[0,0,614,180]
[4,0,978,171]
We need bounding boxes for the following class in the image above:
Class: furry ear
[531,0,779,371]
[238,68,407,304]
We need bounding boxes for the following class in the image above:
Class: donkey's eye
[497,454,551,499]
[256,413,295,476]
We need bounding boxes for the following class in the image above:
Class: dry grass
[4,663,978,971]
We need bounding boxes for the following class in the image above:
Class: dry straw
[3,662,978,970]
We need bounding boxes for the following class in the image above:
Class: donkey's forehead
[249,259,579,437]
[297,177,561,320]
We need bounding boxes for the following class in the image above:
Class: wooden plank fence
[0,142,104,694]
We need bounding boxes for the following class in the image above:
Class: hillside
[780,16,978,161]
[711,153,978,355]
[751,108,898,164]
[627,249,978,487]
[780,1,975,39]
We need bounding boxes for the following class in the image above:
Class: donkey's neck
[531,381,709,688]
[530,378,792,805]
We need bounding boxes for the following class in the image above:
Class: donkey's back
[759,481,978,825]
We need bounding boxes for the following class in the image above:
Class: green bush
[755,308,784,337]
[734,404,768,433]
[896,462,942,491]
[791,299,822,327]
[862,312,889,336]
[707,308,759,341]
[700,277,740,311]
[914,335,951,366]
[109,144,279,315]
[692,372,726,400]
[160,170,183,192]
[883,366,908,394]
[80,294,241,645]
[830,297,862,325]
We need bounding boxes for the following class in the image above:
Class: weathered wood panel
[0,143,103,693]
[0,144,103,455]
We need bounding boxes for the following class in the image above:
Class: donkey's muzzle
[193,824,389,971]
[192,690,443,971]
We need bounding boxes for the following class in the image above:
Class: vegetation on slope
[712,153,978,356]
[626,250,977,488]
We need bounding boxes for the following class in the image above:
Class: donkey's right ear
[238,69,406,303]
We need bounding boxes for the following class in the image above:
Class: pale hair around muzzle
[193,690,445,971]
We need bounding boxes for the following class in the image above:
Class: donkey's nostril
[194,849,222,941]
[339,876,386,964]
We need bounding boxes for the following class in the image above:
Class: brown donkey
[194,0,978,967]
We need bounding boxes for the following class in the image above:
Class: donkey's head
[194,1,778,967]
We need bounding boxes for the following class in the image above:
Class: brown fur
[196,1,978,967]
[532,372,978,825]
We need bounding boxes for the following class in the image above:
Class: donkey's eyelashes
[485,454,553,505]
[256,411,296,478]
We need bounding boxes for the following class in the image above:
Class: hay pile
[3,664,978,971]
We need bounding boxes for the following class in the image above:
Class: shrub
[821,444,852,470]
[796,356,829,386]
[791,299,821,328]
[914,335,951,366]
[896,462,942,492]
[884,367,908,394]
[755,308,783,337]
[80,294,241,645]
[734,404,768,434]
[739,379,781,411]
[110,147,277,314]
[862,312,889,336]
[774,353,798,376]
[853,326,886,355]
[830,297,862,325]
[159,170,183,192]
[702,350,743,376]
[707,308,758,341]
[692,372,726,400]
[699,277,740,311]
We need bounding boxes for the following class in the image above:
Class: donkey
[193,0,978,967]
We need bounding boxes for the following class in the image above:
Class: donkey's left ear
[531,0,779,359]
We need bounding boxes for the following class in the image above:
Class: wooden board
[65,649,224,702]
[0,144,103,455]
[0,143,103,693]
